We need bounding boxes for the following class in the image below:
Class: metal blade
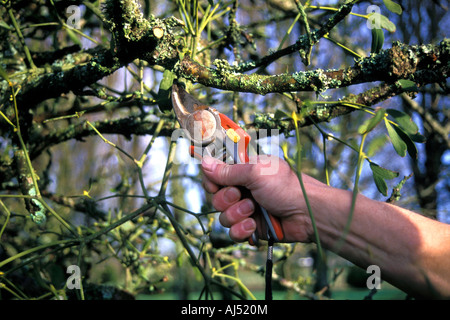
[171,82,207,128]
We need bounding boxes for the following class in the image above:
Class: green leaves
[397,79,419,92]
[358,108,385,134]
[386,109,418,136]
[366,2,399,55]
[355,107,424,196]
[371,27,384,54]
[369,162,399,196]
[369,13,396,32]
[385,120,407,157]
[385,109,425,159]
[383,0,402,15]
[356,107,425,160]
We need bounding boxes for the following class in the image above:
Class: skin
[201,155,450,299]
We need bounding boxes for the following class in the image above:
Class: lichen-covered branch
[4,0,448,113]
[16,47,120,109]
[250,81,410,135]
[13,149,46,224]
[5,0,182,111]
[178,39,449,95]
[21,80,408,159]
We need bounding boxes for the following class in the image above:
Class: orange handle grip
[218,113,250,163]
[248,204,283,246]
[267,212,284,241]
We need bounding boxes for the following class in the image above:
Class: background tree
[0,0,448,300]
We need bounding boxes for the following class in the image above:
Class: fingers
[229,218,256,242]
[219,198,256,242]
[201,156,256,188]
[206,182,256,225]
[204,182,257,242]
[212,187,241,211]
[218,198,255,227]
[200,155,271,242]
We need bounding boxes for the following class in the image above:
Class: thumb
[201,156,255,187]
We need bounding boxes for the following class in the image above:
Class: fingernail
[224,188,240,203]
[243,218,256,232]
[237,199,254,216]
[202,156,217,172]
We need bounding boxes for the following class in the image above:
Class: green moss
[236,60,256,72]
[254,113,293,136]
[213,59,234,76]
[28,186,47,225]
[315,105,331,120]
[30,204,47,225]
[292,70,312,87]
[292,68,341,93]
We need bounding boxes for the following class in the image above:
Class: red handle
[218,113,251,163]
[267,213,284,241]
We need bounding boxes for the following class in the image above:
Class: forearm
[307,185,450,299]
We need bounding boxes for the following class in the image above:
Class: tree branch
[6,0,182,111]
[178,39,449,95]
[249,81,409,135]
[28,115,177,160]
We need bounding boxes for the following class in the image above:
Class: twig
[7,6,36,69]
[234,0,360,72]
[295,0,313,66]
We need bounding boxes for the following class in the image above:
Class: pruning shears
[171,82,284,246]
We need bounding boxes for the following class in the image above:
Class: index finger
[202,174,220,194]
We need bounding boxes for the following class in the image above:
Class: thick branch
[178,39,450,95]
[16,48,121,109]
[8,0,181,110]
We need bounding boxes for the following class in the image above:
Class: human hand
[201,155,327,243]
[202,156,450,299]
